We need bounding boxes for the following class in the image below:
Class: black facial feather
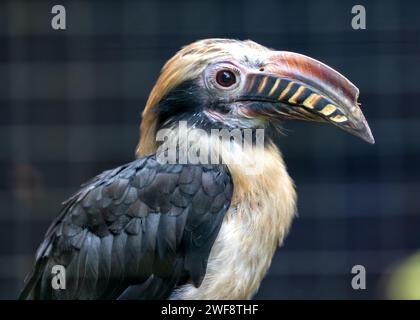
[155,80,210,129]
[155,80,232,131]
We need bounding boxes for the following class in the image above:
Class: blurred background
[0,0,419,299]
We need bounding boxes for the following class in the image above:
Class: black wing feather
[19,155,233,299]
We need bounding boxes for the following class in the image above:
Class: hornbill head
[136,39,374,157]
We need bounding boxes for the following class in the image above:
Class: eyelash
[231,67,241,75]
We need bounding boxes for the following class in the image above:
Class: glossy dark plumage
[20,155,233,299]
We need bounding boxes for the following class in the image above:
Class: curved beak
[239,51,375,144]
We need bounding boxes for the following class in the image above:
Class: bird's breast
[171,143,297,299]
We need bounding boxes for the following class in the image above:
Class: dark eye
[216,70,236,87]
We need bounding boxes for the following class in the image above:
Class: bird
[20,38,374,300]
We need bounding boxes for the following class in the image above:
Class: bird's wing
[19,156,233,299]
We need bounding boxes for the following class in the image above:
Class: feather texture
[20,155,233,299]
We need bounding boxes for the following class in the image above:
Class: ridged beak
[239,51,374,144]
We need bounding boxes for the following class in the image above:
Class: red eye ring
[215,70,236,87]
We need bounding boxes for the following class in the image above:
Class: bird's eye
[215,70,236,88]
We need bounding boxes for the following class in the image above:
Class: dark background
[1,0,419,299]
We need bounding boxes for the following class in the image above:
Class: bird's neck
[227,140,297,242]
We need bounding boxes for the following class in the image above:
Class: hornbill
[20,39,374,300]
